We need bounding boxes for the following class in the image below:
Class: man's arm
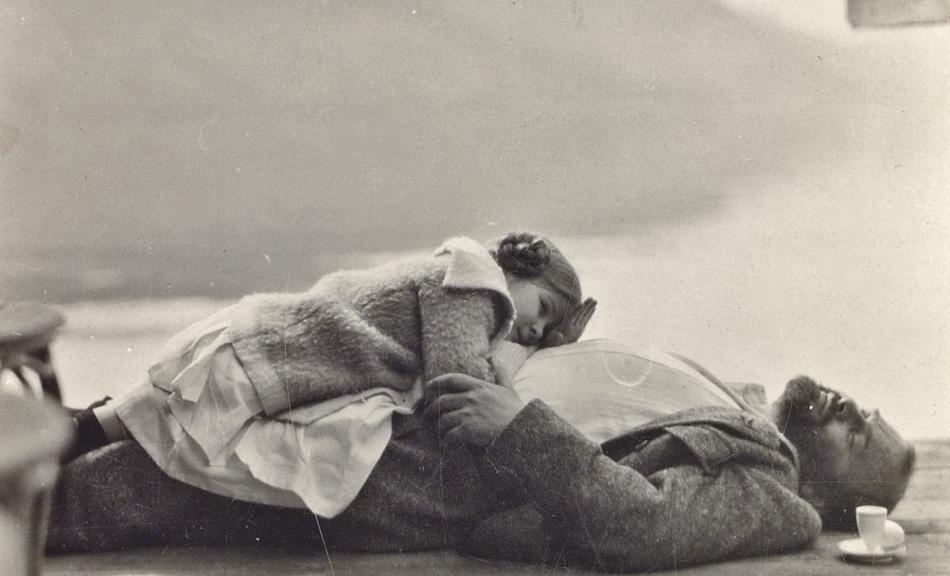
[463,400,821,571]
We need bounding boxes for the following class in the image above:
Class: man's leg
[46,440,320,553]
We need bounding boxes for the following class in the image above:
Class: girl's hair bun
[493,232,551,277]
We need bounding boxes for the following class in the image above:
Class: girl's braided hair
[493,232,552,278]
[490,231,583,347]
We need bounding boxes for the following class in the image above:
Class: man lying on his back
[428,339,916,571]
[49,339,915,572]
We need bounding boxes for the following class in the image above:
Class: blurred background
[1,1,947,437]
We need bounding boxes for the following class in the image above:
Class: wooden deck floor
[45,440,950,575]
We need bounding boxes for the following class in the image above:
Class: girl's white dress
[115,305,424,517]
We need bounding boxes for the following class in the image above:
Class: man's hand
[423,372,525,446]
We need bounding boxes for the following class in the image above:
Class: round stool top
[0,395,73,475]
[0,302,65,353]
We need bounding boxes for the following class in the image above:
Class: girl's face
[506,278,561,346]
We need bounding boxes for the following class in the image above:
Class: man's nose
[529,321,544,339]
[834,397,864,424]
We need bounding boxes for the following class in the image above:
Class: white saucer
[837,538,906,563]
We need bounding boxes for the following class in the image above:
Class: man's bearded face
[772,376,915,526]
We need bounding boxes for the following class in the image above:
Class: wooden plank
[45,533,950,576]
[897,468,950,501]
[891,439,950,536]
[46,547,602,576]
[910,440,950,464]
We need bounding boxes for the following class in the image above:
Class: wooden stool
[0,302,73,576]
[0,302,66,401]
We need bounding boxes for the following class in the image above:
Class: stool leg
[32,347,62,403]
[9,366,32,393]
[28,492,52,576]
[21,460,59,576]
[2,348,62,402]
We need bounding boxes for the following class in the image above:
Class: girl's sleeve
[417,277,504,383]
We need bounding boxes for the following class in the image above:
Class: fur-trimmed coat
[228,237,515,415]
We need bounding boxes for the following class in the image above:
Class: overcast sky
[2,0,944,257]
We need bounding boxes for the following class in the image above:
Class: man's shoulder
[603,406,789,467]
[627,405,776,436]
[723,381,770,412]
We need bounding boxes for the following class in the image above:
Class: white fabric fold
[118,313,423,518]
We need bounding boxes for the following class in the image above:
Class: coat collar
[601,405,801,474]
[433,237,515,349]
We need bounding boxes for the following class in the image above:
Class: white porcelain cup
[856,505,888,553]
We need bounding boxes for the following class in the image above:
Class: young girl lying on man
[67,232,595,516]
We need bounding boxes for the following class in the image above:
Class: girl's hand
[546,297,598,346]
[423,371,525,446]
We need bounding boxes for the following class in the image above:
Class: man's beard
[774,375,824,438]
[773,375,834,483]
